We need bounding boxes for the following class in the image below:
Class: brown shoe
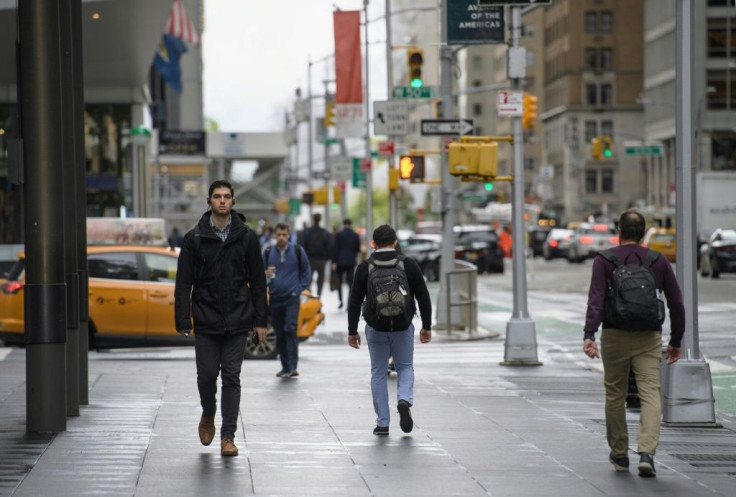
[198,415,215,446]
[221,438,239,457]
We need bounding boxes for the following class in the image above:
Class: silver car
[567,222,619,263]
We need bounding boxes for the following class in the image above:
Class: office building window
[711,132,736,170]
[475,125,483,136]
[601,169,614,193]
[601,120,614,138]
[473,103,483,116]
[585,48,597,69]
[707,70,729,109]
[586,84,598,105]
[585,121,597,141]
[585,170,597,193]
[601,84,613,105]
[600,48,613,70]
[524,157,535,172]
[708,0,735,6]
[600,11,613,34]
[585,12,596,33]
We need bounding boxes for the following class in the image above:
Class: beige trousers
[600,329,662,456]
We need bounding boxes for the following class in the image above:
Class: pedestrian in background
[168,227,183,248]
[583,209,684,477]
[264,223,311,378]
[347,224,432,436]
[301,213,332,296]
[174,180,268,457]
[332,218,361,309]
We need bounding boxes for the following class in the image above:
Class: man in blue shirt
[264,223,311,378]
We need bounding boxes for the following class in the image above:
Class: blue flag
[153,34,188,93]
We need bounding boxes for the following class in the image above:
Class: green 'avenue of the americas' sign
[447,0,505,45]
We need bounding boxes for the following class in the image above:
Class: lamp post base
[501,318,542,366]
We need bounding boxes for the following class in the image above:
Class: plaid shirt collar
[209,215,231,242]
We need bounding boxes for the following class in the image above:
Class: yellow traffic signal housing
[448,142,498,177]
[591,137,602,160]
[388,168,399,190]
[312,186,342,205]
[407,48,424,88]
[274,198,289,213]
[601,136,613,158]
[399,155,425,182]
[324,97,336,127]
[522,93,538,130]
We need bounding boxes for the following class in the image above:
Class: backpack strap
[598,249,621,267]
[643,249,660,269]
[264,243,304,274]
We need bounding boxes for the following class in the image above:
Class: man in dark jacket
[347,224,432,436]
[301,213,332,296]
[583,209,683,477]
[331,218,361,309]
[175,180,268,457]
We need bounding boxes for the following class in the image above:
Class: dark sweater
[348,249,432,334]
[584,244,685,347]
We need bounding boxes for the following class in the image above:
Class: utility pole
[324,80,332,230]
[501,5,540,366]
[663,0,716,425]
[385,0,398,227]
[307,59,315,219]
[364,0,373,241]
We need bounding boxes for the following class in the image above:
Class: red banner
[333,11,363,104]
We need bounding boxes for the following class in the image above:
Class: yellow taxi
[0,219,323,359]
[643,227,676,263]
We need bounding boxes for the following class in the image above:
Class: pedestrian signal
[398,155,425,182]
[407,48,424,88]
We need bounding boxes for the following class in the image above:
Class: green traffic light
[410,78,423,88]
[603,149,612,158]
[485,182,494,192]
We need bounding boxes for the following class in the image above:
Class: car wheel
[243,328,278,360]
[423,261,439,282]
[711,257,720,279]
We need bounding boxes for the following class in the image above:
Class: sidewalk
[0,289,735,496]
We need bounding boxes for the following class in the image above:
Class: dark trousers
[270,295,301,372]
[194,331,248,440]
[308,257,327,296]
[336,264,356,304]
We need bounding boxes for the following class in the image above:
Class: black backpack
[599,249,665,331]
[362,255,414,330]
[304,227,327,257]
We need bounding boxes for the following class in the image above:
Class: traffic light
[407,47,424,88]
[522,93,538,130]
[398,155,425,182]
[601,136,613,158]
[591,137,602,160]
[448,142,498,177]
[324,95,335,127]
[484,182,494,192]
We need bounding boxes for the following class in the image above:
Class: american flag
[165,0,200,47]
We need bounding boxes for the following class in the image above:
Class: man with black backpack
[347,225,432,436]
[583,209,684,477]
[301,213,332,296]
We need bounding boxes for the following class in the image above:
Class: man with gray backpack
[347,225,432,436]
[583,209,684,478]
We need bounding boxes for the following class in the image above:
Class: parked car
[0,246,323,359]
[454,225,505,274]
[643,227,676,262]
[699,228,736,278]
[567,222,619,263]
[542,228,574,260]
[400,234,442,282]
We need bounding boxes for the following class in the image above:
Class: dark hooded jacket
[174,210,268,334]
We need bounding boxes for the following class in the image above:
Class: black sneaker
[373,425,389,436]
[609,452,630,472]
[397,399,413,433]
[638,453,656,477]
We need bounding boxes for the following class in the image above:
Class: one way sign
[420,119,474,136]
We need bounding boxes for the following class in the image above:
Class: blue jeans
[365,324,415,427]
[270,295,301,372]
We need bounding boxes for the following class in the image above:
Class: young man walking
[301,213,332,296]
[174,180,268,457]
[264,223,311,378]
[583,209,684,477]
[347,224,432,435]
[331,218,361,309]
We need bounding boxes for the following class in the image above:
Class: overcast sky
[203,0,389,133]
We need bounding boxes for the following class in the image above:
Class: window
[711,132,736,170]
[601,120,614,138]
[585,170,597,194]
[472,56,483,70]
[522,23,535,38]
[144,253,178,283]
[586,84,598,105]
[600,11,613,34]
[524,157,535,172]
[600,48,613,70]
[474,125,483,136]
[601,84,613,105]
[473,103,483,116]
[707,70,728,109]
[585,12,597,33]
[585,121,598,142]
[585,48,597,70]
[89,252,139,280]
[601,169,614,193]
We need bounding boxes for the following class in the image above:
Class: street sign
[331,155,353,181]
[391,86,435,99]
[478,1,551,5]
[359,158,372,171]
[373,101,408,135]
[447,0,504,46]
[624,141,664,156]
[497,90,524,116]
[421,119,474,136]
[378,141,395,157]
[288,198,301,216]
[352,158,367,188]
